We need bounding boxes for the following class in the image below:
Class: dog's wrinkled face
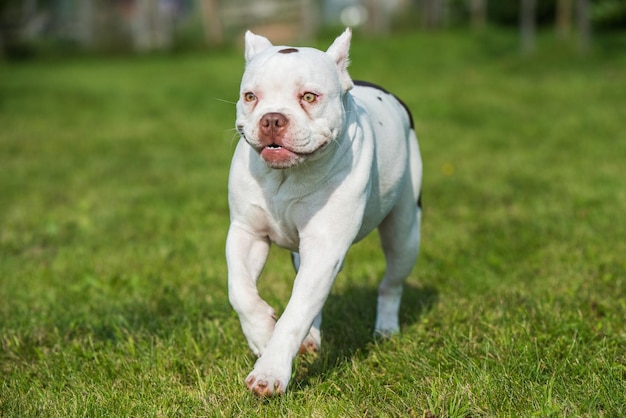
[236,31,353,169]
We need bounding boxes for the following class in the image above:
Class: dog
[226,28,422,396]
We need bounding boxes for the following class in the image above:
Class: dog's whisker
[228,132,241,146]
[215,97,238,105]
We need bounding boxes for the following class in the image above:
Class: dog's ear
[326,28,354,93]
[244,31,273,63]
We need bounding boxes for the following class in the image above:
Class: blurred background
[1,0,625,58]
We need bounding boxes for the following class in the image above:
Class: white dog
[226,28,422,396]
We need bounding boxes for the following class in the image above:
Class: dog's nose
[260,113,288,138]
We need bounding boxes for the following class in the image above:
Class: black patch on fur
[354,80,415,129]
[278,48,299,54]
[355,80,421,209]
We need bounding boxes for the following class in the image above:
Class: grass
[1,29,625,416]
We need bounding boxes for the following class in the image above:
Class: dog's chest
[253,181,314,251]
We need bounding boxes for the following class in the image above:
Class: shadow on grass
[21,275,436,395]
[292,282,438,391]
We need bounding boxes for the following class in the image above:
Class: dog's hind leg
[375,185,421,337]
[292,252,322,353]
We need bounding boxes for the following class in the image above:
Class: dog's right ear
[244,31,273,63]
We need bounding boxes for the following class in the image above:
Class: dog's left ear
[244,31,273,63]
[326,28,354,93]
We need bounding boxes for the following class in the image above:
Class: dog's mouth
[259,141,331,169]
[262,140,329,156]
[260,143,295,155]
[259,143,301,168]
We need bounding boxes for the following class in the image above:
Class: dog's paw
[298,335,320,355]
[374,299,400,338]
[245,362,291,397]
[299,328,321,354]
[246,373,285,397]
[298,326,321,355]
[374,316,400,338]
[374,315,400,338]
[373,326,399,339]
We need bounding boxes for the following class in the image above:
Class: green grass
[1,29,625,416]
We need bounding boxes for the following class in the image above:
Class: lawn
[1,29,625,416]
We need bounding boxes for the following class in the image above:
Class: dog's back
[350,80,422,212]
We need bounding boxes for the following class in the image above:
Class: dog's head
[235,29,353,169]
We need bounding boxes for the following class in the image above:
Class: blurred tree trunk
[21,0,37,24]
[299,0,317,41]
[419,0,445,30]
[556,0,572,39]
[77,0,95,48]
[364,0,391,34]
[576,0,591,53]
[134,0,153,51]
[420,0,433,29]
[133,0,172,51]
[199,0,222,45]
[520,0,535,54]
[469,0,487,31]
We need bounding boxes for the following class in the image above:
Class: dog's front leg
[226,224,275,357]
[245,240,347,397]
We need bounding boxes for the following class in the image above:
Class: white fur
[227,28,422,396]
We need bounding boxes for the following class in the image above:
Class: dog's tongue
[261,146,299,168]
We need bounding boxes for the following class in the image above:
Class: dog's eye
[302,92,317,103]
[244,92,256,102]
